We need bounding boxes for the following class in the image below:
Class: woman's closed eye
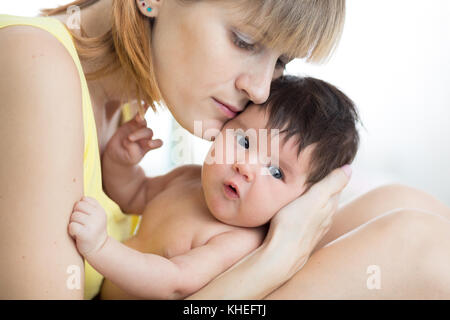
[231,30,287,70]
[232,30,256,51]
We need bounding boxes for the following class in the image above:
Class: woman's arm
[186,167,351,299]
[0,26,86,299]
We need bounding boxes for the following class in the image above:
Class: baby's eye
[268,166,283,180]
[237,134,249,149]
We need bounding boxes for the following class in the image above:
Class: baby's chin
[208,204,269,228]
[205,201,240,226]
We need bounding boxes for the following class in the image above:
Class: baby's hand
[68,197,108,257]
[104,114,163,166]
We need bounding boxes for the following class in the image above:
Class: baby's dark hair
[261,75,359,190]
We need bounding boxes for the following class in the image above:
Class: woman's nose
[235,61,275,105]
[232,162,256,182]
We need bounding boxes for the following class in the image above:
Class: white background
[2,1,450,206]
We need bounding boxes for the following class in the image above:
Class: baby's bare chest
[126,182,237,259]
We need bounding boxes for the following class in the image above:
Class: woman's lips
[213,98,238,119]
[223,183,240,199]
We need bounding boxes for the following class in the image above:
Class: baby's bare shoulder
[177,164,202,179]
[165,165,202,186]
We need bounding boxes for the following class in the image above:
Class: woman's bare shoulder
[0,25,83,118]
[0,23,84,174]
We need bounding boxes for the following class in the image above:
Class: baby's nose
[232,162,255,182]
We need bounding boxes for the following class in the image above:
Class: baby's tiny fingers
[138,139,163,154]
[71,211,90,226]
[128,127,154,142]
[148,139,163,149]
[73,200,96,215]
[68,221,83,238]
[82,196,101,208]
[135,113,147,125]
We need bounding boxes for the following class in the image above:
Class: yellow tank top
[0,14,140,299]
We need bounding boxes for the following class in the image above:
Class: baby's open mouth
[224,183,240,199]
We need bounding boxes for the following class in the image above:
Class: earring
[139,0,152,12]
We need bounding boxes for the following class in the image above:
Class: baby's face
[202,104,314,227]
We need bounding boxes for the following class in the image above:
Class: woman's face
[151,0,287,136]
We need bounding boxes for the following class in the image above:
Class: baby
[68,76,359,300]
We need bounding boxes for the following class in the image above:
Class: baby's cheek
[240,201,272,227]
[262,192,292,221]
[203,185,233,223]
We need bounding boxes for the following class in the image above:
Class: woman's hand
[186,166,352,300]
[104,114,163,167]
[265,165,352,278]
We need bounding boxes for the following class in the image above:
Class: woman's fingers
[265,165,353,278]
[309,165,352,204]
[321,193,340,219]
[270,166,351,239]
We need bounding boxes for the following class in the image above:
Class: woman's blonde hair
[41,0,345,111]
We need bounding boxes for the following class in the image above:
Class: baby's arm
[69,197,265,299]
[167,228,266,299]
[102,114,163,214]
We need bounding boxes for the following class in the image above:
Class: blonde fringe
[233,0,346,63]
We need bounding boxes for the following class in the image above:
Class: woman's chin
[189,118,226,140]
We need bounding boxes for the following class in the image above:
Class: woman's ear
[135,0,163,18]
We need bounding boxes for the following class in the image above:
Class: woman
[0,0,449,299]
